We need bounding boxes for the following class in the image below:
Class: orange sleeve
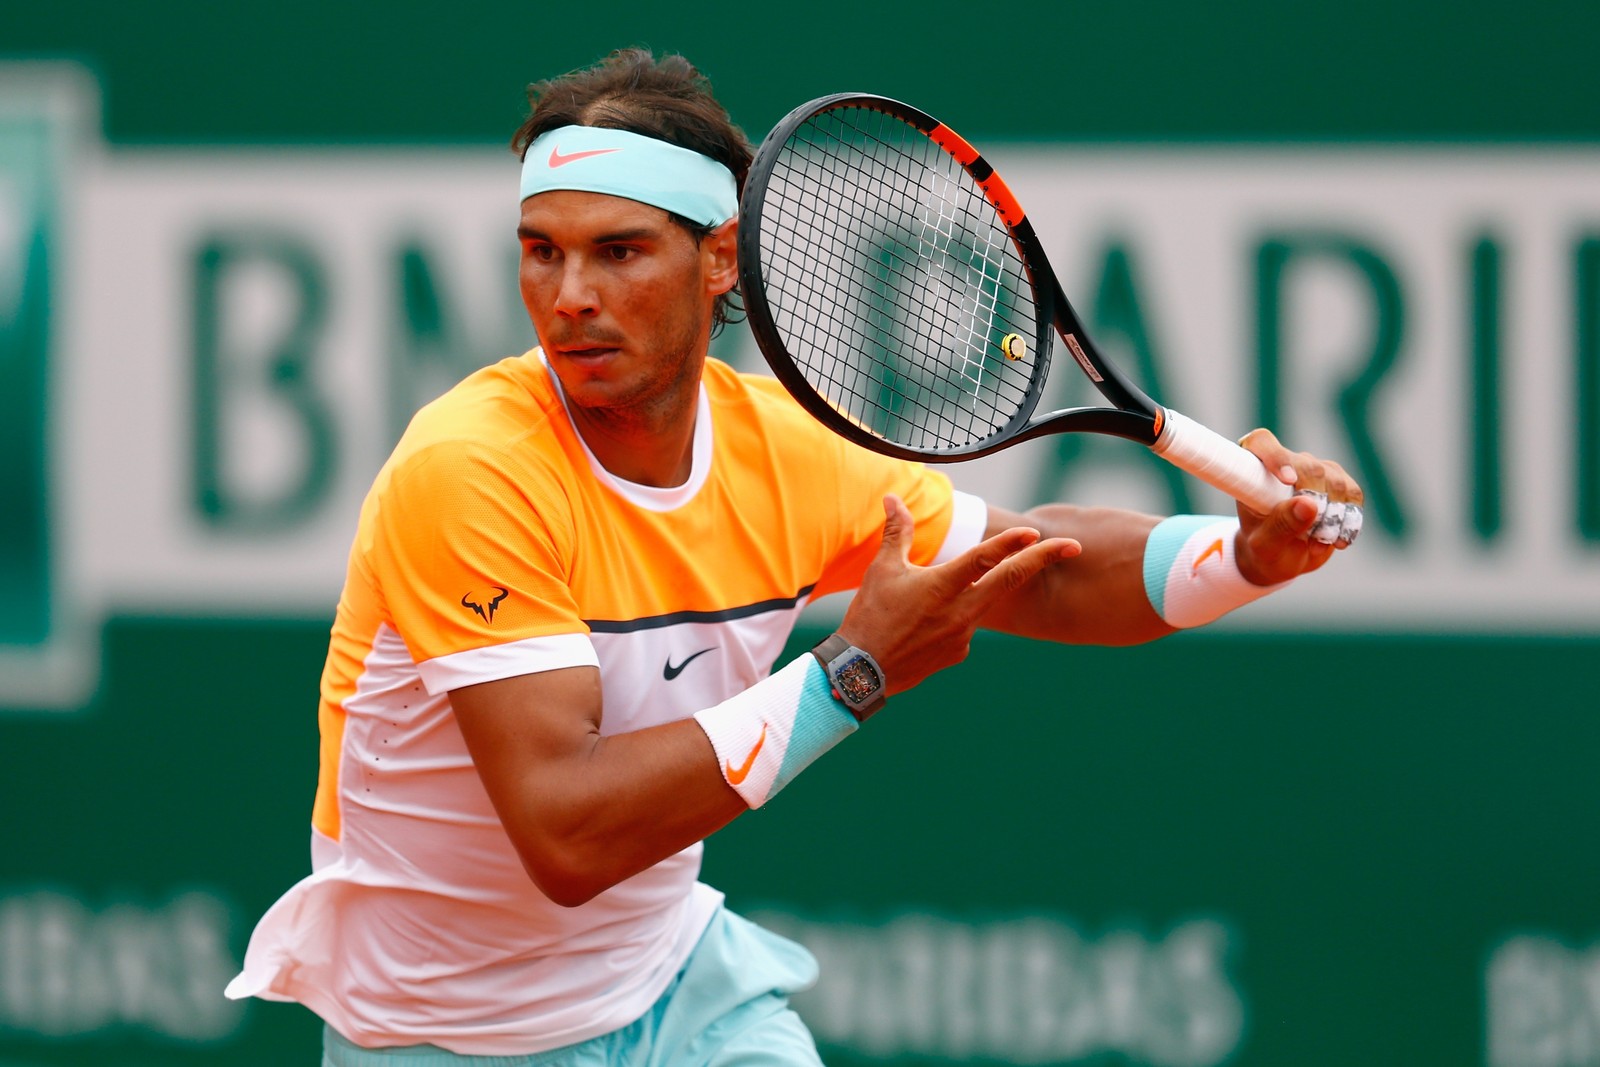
[810,436,957,599]
[368,439,585,666]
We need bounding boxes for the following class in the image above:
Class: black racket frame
[738,92,1166,463]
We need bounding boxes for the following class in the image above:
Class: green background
[11,0,1600,146]
[5,1,1599,1064]
[7,621,1599,1065]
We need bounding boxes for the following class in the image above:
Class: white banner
[6,64,1600,703]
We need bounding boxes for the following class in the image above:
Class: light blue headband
[519,125,738,227]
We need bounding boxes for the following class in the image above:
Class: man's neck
[567,392,699,489]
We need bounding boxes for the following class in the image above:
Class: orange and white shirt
[226,351,987,1055]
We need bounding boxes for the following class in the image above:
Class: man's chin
[556,371,646,414]
[549,350,624,391]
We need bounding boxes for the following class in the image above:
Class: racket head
[738,93,1057,462]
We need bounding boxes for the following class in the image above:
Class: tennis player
[227,48,1361,1066]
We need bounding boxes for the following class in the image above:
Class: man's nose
[553,261,600,318]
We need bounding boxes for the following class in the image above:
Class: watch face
[833,653,882,705]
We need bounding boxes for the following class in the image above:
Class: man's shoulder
[407,350,558,443]
[703,357,819,428]
[377,351,572,497]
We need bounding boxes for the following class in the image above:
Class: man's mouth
[555,343,622,358]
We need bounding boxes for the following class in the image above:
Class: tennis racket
[737,93,1360,545]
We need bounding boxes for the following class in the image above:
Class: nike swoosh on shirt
[547,146,621,167]
[663,647,715,681]
[726,726,767,786]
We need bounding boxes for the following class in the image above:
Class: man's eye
[606,246,636,262]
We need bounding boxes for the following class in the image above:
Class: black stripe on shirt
[583,584,819,634]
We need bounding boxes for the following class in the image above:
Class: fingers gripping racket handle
[1151,408,1291,516]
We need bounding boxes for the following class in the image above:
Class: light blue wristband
[1143,514,1285,627]
[694,657,859,809]
[1143,515,1226,620]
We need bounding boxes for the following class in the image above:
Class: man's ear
[702,219,739,297]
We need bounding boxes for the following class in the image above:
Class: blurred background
[4,1,1599,1064]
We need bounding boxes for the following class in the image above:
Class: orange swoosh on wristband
[1191,538,1225,575]
[725,725,767,786]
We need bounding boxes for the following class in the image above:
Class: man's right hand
[835,494,1081,700]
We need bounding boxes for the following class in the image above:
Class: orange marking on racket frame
[930,123,1026,228]
[978,173,1025,229]
[929,123,979,164]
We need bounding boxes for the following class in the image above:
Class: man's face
[517,189,735,420]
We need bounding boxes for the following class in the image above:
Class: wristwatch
[811,633,887,722]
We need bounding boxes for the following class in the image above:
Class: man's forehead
[519,189,673,232]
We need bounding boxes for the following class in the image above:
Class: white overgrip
[1150,407,1291,516]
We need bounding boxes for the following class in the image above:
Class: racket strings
[774,123,996,385]
[756,105,1040,450]
[800,114,1013,417]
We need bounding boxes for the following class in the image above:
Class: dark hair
[511,48,754,333]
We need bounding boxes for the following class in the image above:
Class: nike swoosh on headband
[521,125,737,227]
[547,146,622,168]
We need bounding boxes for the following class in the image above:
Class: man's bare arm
[974,502,1171,646]
[451,667,744,908]
[976,431,1365,645]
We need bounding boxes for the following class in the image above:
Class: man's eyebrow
[591,227,660,244]
[515,224,663,243]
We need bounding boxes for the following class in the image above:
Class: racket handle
[1150,407,1293,516]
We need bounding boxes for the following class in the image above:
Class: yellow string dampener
[1000,333,1026,361]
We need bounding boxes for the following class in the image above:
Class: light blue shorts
[320,907,823,1067]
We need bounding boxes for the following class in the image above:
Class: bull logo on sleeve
[460,586,510,624]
